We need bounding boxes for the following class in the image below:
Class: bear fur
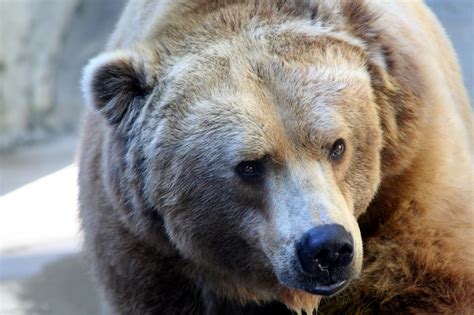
[79,0,473,313]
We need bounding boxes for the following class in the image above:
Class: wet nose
[296,224,354,275]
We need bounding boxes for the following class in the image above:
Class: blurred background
[0,0,472,314]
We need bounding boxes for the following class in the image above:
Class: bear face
[82,32,382,310]
[82,6,385,311]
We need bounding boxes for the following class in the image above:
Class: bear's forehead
[154,32,371,160]
[163,34,370,109]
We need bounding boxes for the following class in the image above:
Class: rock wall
[0,0,125,150]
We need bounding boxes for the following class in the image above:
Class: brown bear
[78,0,473,314]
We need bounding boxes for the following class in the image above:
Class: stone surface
[0,0,126,150]
[0,135,78,195]
[1,251,101,315]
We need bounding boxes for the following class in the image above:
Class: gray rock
[0,0,126,151]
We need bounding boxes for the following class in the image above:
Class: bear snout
[295,224,354,296]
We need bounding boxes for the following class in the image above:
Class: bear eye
[330,139,346,161]
[236,160,264,181]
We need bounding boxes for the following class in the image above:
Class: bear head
[81,2,393,312]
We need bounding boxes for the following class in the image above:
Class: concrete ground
[0,135,102,314]
[0,2,472,315]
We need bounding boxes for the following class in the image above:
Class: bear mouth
[301,279,348,296]
[295,265,354,296]
[276,256,355,297]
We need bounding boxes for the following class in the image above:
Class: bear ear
[81,50,156,125]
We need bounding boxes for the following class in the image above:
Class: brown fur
[79,0,473,314]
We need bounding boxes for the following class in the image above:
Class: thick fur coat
[79,0,473,314]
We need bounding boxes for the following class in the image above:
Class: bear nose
[296,224,354,275]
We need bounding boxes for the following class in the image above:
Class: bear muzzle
[294,224,354,296]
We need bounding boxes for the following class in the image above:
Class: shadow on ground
[1,255,101,315]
